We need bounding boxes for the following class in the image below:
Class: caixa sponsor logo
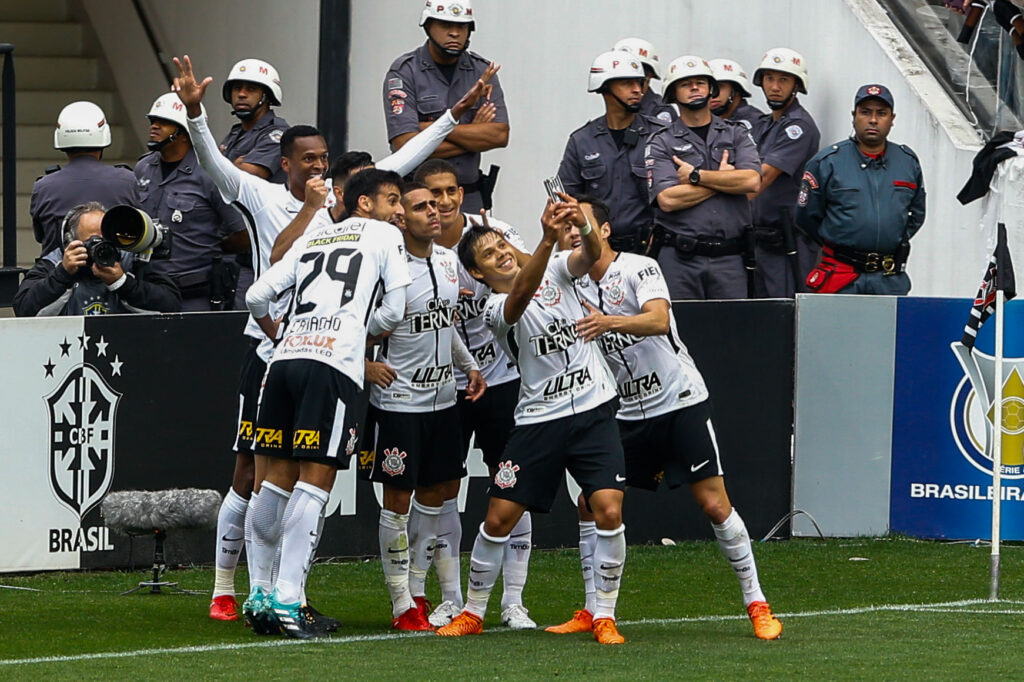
[950,343,1024,478]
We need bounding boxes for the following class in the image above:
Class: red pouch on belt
[805,255,859,293]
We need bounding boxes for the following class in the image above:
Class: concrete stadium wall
[347,0,989,297]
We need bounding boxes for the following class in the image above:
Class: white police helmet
[612,37,661,79]
[147,92,204,128]
[752,47,808,94]
[54,101,111,150]
[222,58,283,106]
[662,56,719,103]
[419,0,475,30]
[588,51,646,93]
[708,59,752,98]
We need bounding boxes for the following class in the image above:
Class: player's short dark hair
[343,168,403,216]
[280,125,324,158]
[330,151,374,185]
[458,224,504,277]
[401,180,429,196]
[575,194,612,231]
[413,158,459,184]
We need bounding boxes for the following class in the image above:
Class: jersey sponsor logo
[306,234,361,247]
[408,298,456,334]
[381,447,407,476]
[255,428,284,448]
[494,460,520,489]
[471,342,497,368]
[785,125,804,140]
[457,294,488,321]
[293,429,321,450]
[636,264,661,281]
[282,333,337,355]
[598,331,645,355]
[411,364,454,388]
[542,367,593,401]
[801,170,819,189]
[535,279,562,306]
[389,391,412,401]
[289,316,344,334]
[619,371,664,402]
[238,420,254,440]
[529,319,579,356]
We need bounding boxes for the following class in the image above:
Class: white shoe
[428,600,461,628]
[501,603,537,630]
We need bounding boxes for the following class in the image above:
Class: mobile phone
[543,176,566,203]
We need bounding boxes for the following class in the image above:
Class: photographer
[14,202,181,316]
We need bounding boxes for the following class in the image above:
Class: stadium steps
[0,0,143,272]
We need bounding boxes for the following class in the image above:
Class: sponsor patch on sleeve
[801,170,819,189]
[785,125,804,140]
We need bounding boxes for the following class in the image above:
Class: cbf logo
[44,334,124,517]
[950,342,1024,478]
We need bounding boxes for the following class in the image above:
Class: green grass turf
[2,537,1024,679]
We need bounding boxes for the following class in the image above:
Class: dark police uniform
[558,114,665,253]
[134,147,247,311]
[640,88,676,123]
[730,101,764,131]
[30,156,138,256]
[750,100,821,297]
[219,109,289,310]
[795,138,925,295]
[646,115,761,300]
[383,43,507,213]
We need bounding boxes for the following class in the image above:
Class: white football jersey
[573,252,708,420]
[454,214,527,390]
[371,244,461,412]
[483,252,617,425]
[254,217,411,386]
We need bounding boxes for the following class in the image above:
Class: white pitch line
[2,598,1022,667]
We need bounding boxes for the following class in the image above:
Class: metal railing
[0,43,21,307]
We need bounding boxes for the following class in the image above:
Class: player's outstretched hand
[451,62,500,120]
[540,199,575,243]
[465,370,487,402]
[304,177,329,210]
[366,360,397,388]
[171,55,213,118]
[576,300,613,342]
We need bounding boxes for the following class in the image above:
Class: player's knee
[384,486,413,514]
[699,497,732,525]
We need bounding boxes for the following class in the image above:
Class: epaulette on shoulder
[44,164,61,174]
[898,143,919,161]
[114,163,132,170]
[819,140,847,159]
[465,49,491,64]
[387,50,418,72]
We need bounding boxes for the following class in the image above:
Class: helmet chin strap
[231,92,267,120]
[607,90,641,114]
[765,90,795,111]
[146,128,178,152]
[711,92,735,116]
[680,96,710,112]
[425,26,471,57]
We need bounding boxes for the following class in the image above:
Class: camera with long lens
[100,205,172,262]
[82,235,120,268]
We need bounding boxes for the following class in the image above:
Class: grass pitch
[2,537,1023,680]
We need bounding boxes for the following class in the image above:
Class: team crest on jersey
[345,427,358,456]
[604,277,626,305]
[494,460,520,489]
[442,259,458,283]
[381,447,407,476]
[536,279,561,306]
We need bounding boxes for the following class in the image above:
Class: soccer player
[243,168,412,639]
[412,159,536,630]
[437,195,629,645]
[548,196,783,641]
[367,182,485,631]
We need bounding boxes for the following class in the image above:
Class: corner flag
[962,223,1016,351]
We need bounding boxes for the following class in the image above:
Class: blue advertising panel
[890,297,1024,539]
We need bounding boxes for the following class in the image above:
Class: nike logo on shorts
[615,474,626,482]
[691,460,710,472]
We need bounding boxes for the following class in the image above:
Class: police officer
[795,84,925,295]
[708,59,763,131]
[645,56,762,300]
[558,51,662,254]
[31,101,138,256]
[218,58,290,310]
[134,93,248,311]
[383,0,508,213]
[748,48,821,298]
[612,37,674,123]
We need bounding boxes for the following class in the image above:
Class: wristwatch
[689,168,701,185]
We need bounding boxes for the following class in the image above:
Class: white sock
[275,482,329,605]
[434,497,463,607]
[244,491,258,588]
[712,509,765,606]
[408,499,441,599]
[501,511,531,610]
[464,523,508,619]
[379,508,413,617]
[579,520,597,614]
[249,482,291,592]
[213,488,248,598]
[593,524,626,621]
[299,505,327,605]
